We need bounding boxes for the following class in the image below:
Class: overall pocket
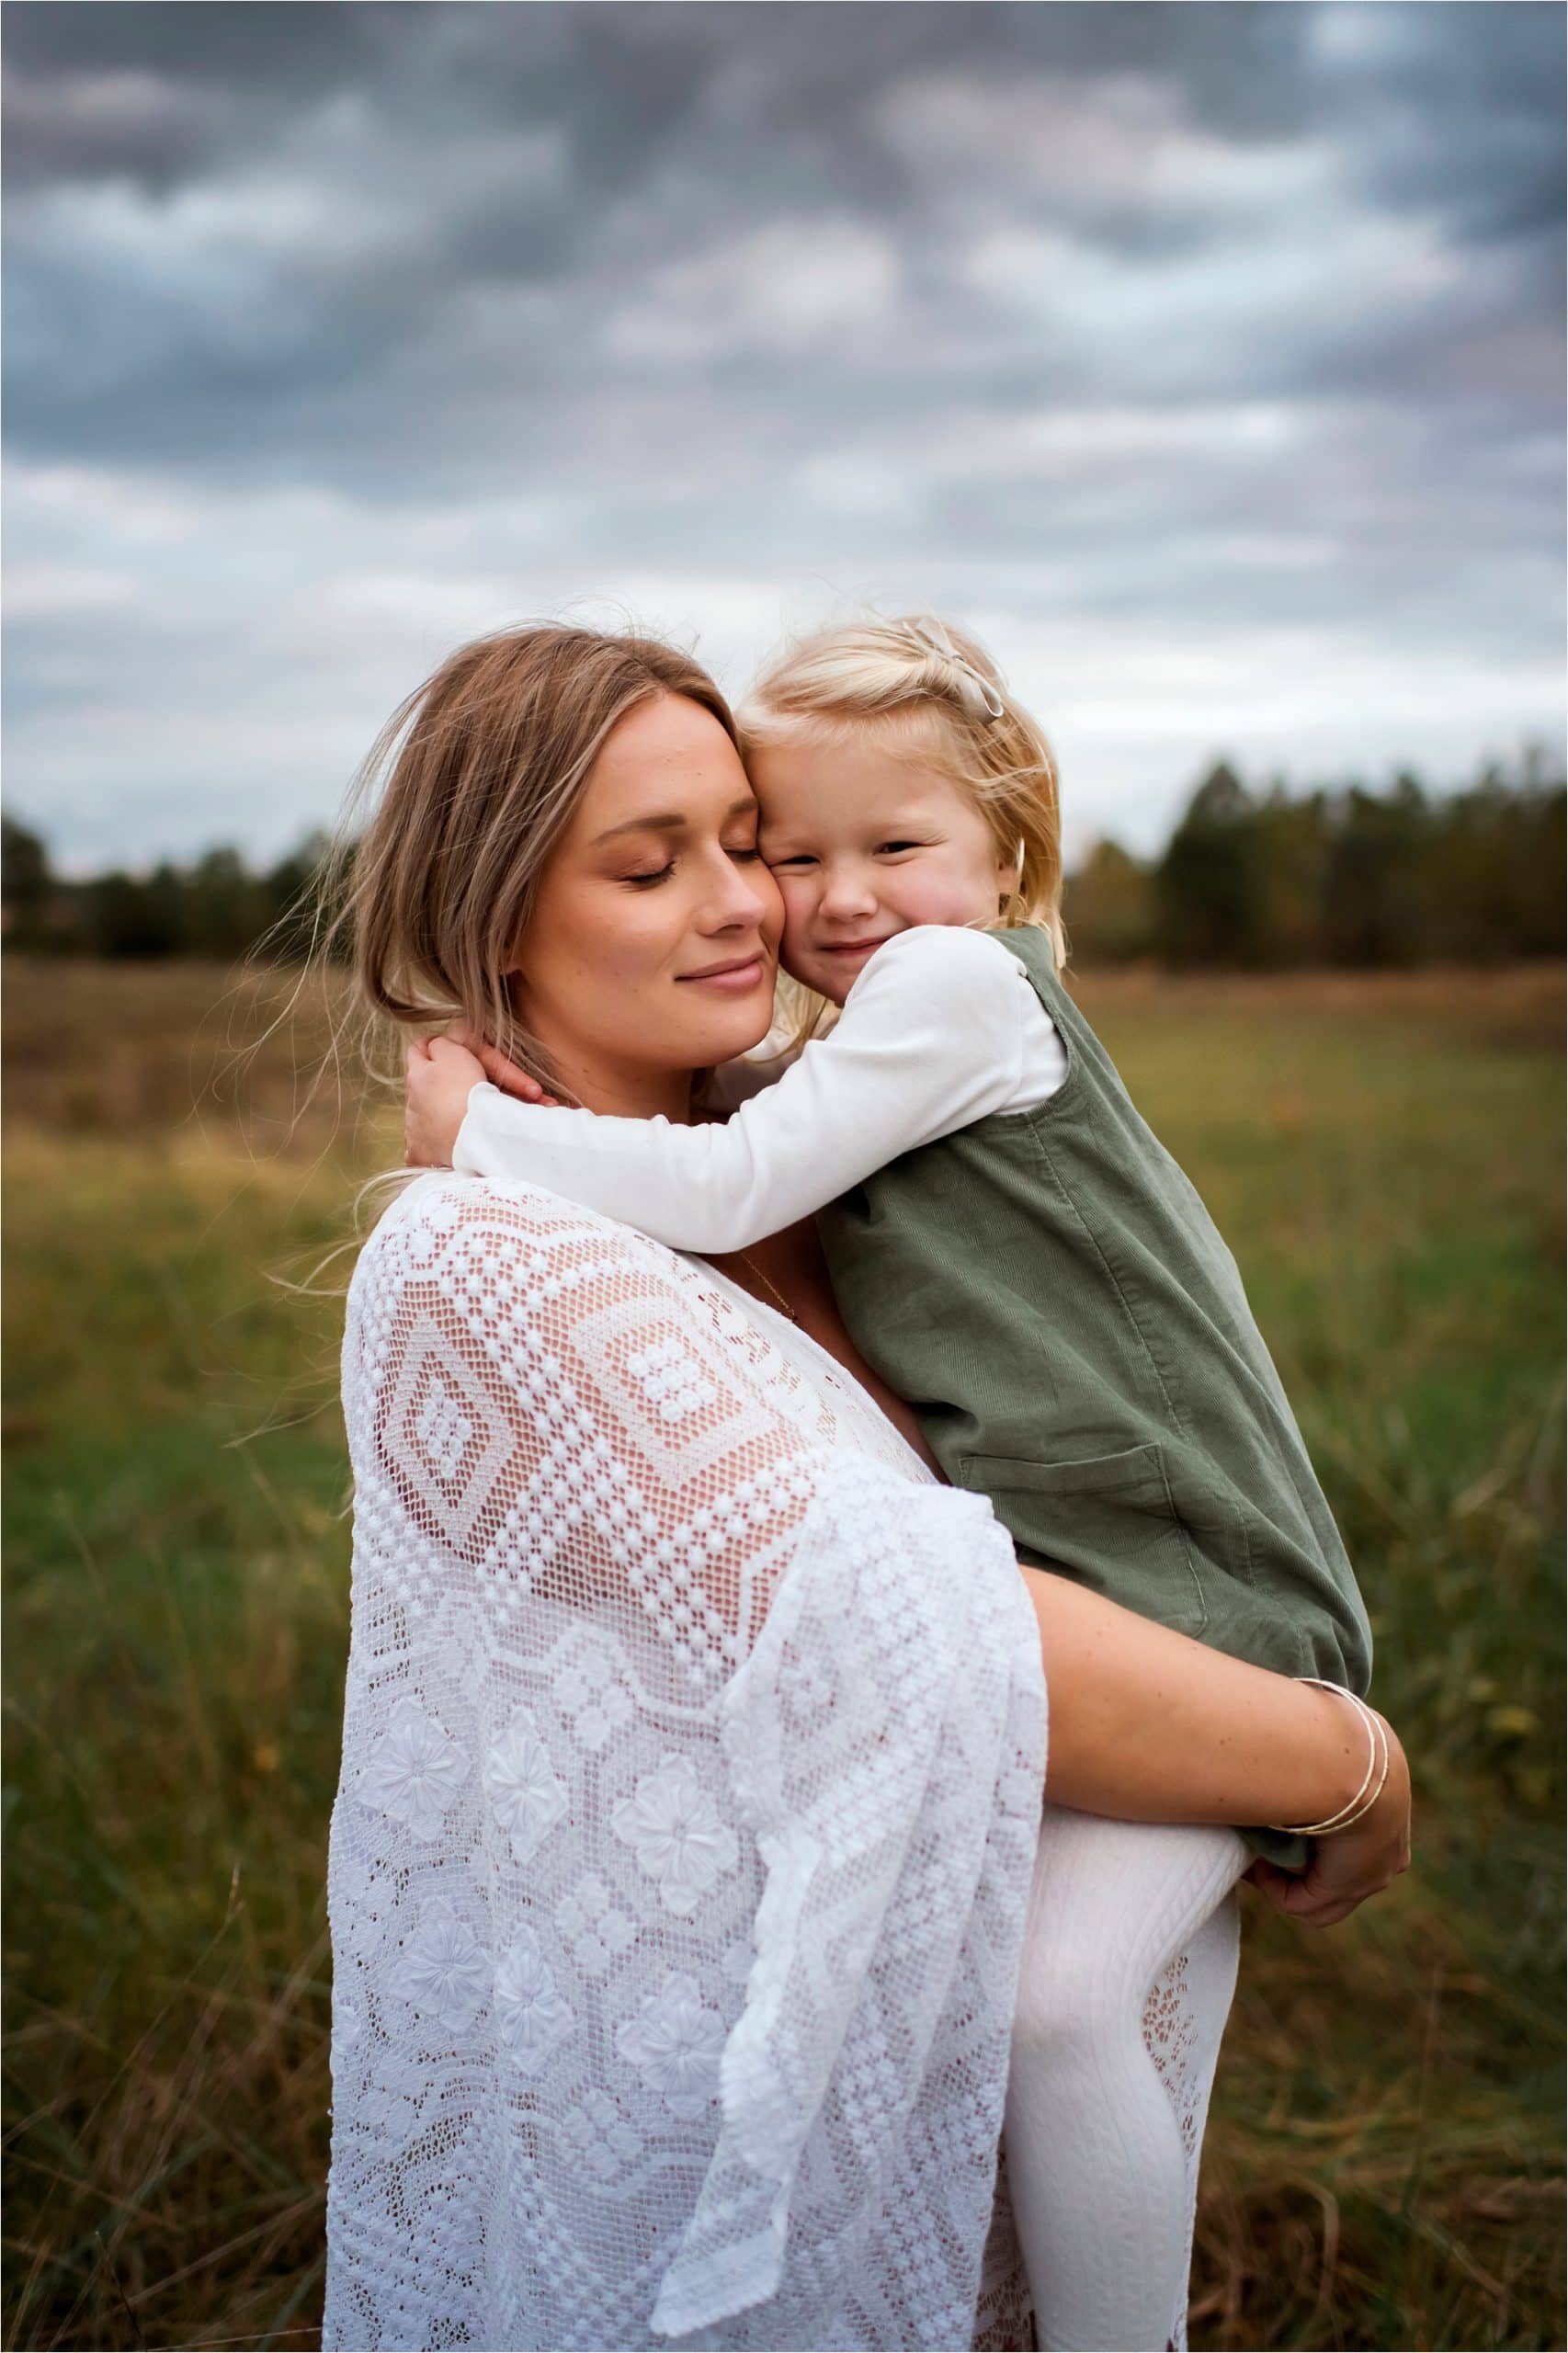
[956,1439,1210,1637]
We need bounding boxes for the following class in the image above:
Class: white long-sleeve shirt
[453,924,1069,1253]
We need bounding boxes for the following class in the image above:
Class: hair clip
[903,617,1006,722]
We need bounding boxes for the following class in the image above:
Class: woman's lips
[677,954,768,994]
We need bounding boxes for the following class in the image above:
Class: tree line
[1065,752,1563,966]
[4,750,1562,969]
[0,827,336,963]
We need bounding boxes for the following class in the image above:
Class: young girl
[405,614,1377,2351]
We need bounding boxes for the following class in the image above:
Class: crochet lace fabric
[324,1176,1047,2350]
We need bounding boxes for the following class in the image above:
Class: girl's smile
[749,733,1020,1005]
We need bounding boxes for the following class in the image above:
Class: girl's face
[514,694,784,1116]
[750,733,1017,1005]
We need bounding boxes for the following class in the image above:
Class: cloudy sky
[5,1,1563,871]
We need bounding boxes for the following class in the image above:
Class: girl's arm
[426,927,1040,1249]
[1020,1563,1411,1927]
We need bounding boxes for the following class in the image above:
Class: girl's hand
[445,1029,557,1108]
[1244,1710,1412,1929]
[405,1036,489,1167]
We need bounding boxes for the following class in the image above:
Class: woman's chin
[713,1006,778,1063]
[678,991,777,1066]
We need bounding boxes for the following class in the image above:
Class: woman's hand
[1244,1709,1412,1929]
[1013,1565,1415,1919]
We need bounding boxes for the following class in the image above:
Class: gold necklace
[733,1249,800,1326]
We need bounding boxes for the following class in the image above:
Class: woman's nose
[699,851,781,936]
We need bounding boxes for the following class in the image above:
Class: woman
[322,626,1409,2353]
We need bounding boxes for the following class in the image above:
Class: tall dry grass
[4,956,1562,2350]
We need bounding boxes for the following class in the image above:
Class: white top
[454,925,1068,1252]
[324,1173,1046,2348]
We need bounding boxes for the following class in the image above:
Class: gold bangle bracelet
[1269,1679,1388,1836]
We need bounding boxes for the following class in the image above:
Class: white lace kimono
[324,1175,1047,2351]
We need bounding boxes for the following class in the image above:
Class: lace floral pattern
[616,1969,728,2119]
[495,1924,576,2074]
[1143,1950,1204,2163]
[612,1755,740,1916]
[359,1696,467,1841]
[392,1902,490,2034]
[483,1708,568,1864]
[1141,1895,1243,2353]
[324,1176,1046,2351]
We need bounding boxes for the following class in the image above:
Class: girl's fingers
[425,1026,557,1107]
[476,1042,552,1105]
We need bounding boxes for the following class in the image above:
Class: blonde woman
[403,615,1388,2348]
[324,625,1408,2353]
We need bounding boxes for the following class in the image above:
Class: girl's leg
[1141,1894,1244,2350]
[1003,1808,1247,2352]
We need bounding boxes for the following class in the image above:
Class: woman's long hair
[317,624,740,1097]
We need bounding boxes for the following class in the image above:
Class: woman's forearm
[1019,1563,1372,1829]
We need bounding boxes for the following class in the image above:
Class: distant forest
[4,751,1563,970]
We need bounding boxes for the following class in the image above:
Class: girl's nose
[819,863,878,918]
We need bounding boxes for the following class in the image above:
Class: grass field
[4,955,1563,2352]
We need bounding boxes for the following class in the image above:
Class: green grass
[4,958,1563,2350]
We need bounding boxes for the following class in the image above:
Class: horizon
[10,735,1562,889]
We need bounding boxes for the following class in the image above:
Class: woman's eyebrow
[590,796,756,849]
[591,812,683,847]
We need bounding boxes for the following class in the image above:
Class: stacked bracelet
[1269,1678,1390,1837]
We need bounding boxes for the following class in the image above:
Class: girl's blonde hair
[734,613,1065,1051]
[739,612,1066,961]
[321,623,739,1097]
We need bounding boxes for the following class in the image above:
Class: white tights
[1003,1807,1250,2351]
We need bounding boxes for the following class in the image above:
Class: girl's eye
[769,854,817,870]
[623,862,676,888]
[877,840,925,856]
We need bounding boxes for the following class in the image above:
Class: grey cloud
[6,3,1560,486]
[2,2,1561,865]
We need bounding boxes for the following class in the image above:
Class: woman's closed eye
[622,840,762,888]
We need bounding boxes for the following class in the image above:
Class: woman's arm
[1017,1563,1411,1927]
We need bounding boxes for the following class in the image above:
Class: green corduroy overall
[817,926,1374,1867]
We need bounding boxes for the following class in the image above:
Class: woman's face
[513,693,784,1117]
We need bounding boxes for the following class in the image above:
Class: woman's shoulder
[352,1169,653,1299]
